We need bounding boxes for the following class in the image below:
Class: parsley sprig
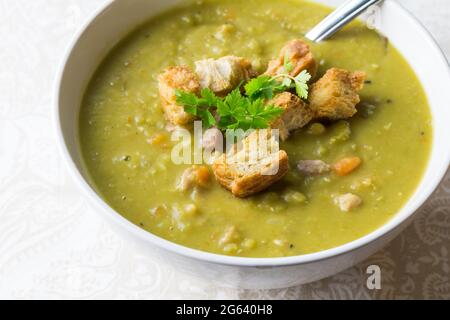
[175,88,220,128]
[174,55,312,130]
[245,70,312,101]
[175,87,283,130]
[216,89,284,130]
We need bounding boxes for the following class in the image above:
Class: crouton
[309,68,366,120]
[212,130,289,198]
[297,160,331,176]
[334,193,362,212]
[195,56,257,96]
[265,39,317,78]
[158,66,200,125]
[269,92,313,141]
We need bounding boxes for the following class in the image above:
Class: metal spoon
[306,0,383,42]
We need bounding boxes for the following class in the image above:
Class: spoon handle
[305,0,383,42]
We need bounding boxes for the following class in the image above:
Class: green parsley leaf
[293,70,312,99]
[175,71,299,131]
[244,76,278,101]
[281,77,292,88]
[245,68,312,103]
[238,99,284,130]
[259,104,285,118]
[215,91,284,130]
[295,69,312,83]
[175,89,200,115]
[225,88,245,111]
[198,109,216,128]
[175,89,218,127]
[199,88,220,107]
[216,100,231,117]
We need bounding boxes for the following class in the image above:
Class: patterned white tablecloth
[0,0,449,300]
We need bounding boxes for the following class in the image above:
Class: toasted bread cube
[158,66,200,125]
[309,68,366,120]
[212,130,289,198]
[265,39,317,78]
[195,56,257,96]
[269,92,313,141]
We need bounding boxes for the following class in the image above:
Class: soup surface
[80,0,432,257]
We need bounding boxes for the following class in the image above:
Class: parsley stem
[272,74,297,82]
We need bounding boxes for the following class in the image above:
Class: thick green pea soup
[79,0,432,257]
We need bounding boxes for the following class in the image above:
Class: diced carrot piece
[333,157,362,176]
[148,133,167,145]
[195,166,210,187]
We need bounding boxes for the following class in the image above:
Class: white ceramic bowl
[55,0,450,289]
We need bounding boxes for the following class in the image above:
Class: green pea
[283,190,307,204]
[307,123,326,135]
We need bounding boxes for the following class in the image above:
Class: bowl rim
[54,0,450,267]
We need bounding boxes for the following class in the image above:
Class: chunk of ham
[297,160,331,176]
[334,193,362,212]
